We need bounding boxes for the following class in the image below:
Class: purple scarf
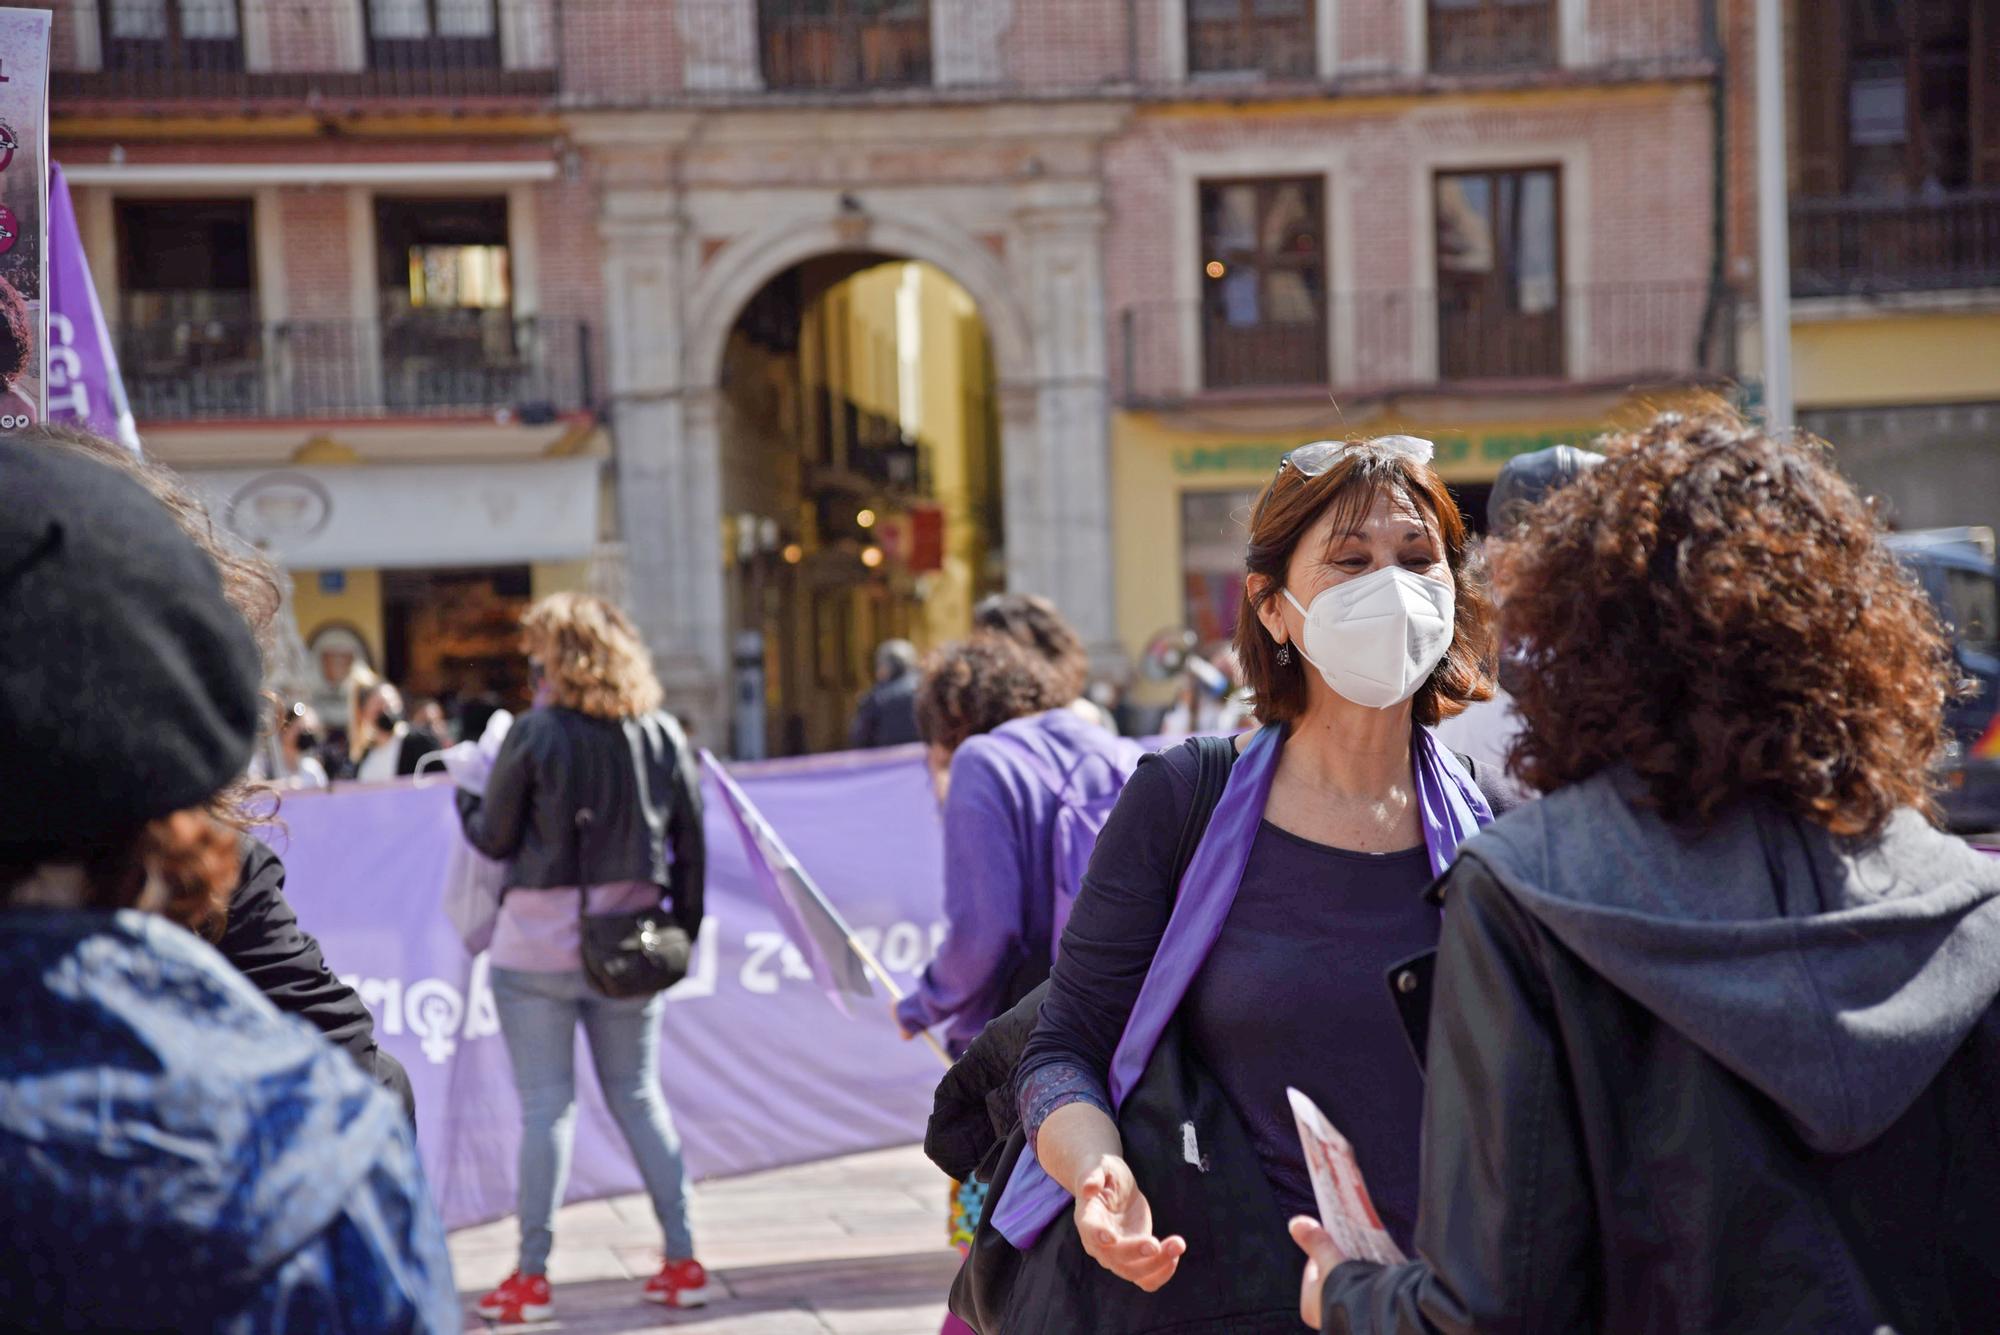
[992,723,1492,1247]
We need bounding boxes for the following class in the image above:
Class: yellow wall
[1110,401,1689,678]
[531,560,592,601]
[1794,311,2000,410]
[291,567,384,668]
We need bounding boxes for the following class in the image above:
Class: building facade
[1729,0,2000,538]
[52,0,1726,749]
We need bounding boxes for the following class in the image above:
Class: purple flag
[46,163,137,451]
[703,750,878,1013]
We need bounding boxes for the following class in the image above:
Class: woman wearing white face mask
[968,436,1514,1333]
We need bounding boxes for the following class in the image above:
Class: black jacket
[457,707,705,935]
[1324,772,2000,1335]
[851,673,922,749]
[220,838,414,1119]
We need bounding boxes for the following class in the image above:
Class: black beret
[1487,444,1604,534]
[0,437,261,846]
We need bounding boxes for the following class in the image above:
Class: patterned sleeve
[1019,1060,1115,1150]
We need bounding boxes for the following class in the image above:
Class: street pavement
[450,1145,958,1334]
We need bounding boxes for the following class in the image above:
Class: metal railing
[50,0,1710,108]
[759,7,931,92]
[1791,192,2000,298]
[116,314,595,422]
[1428,3,1558,75]
[56,0,559,102]
[1115,283,1723,405]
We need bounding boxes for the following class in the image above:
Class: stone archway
[600,185,1116,744]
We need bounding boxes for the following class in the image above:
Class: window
[1198,177,1326,389]
[1434,166,1563,379]
[366,0,500,71]
[1792,0,2000,295]
[760,0,932,91]
[101,0,243,73]
[1187,0,1317,80]
[1945,567,2000,658]
[1428,0,1556,73]
[114,199,260,418]
[1182,490,1257,645]
[375,198,521,410]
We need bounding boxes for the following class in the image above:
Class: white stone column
[599,179,729,736]
[1013,191,1122,675]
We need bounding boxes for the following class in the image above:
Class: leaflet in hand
[1287,1086,1407,1266]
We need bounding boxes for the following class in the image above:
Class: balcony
[1186,11,1317,82]
[1428,2,1557,75]
[1115,283,1722,406]
[759,5,931,93]
[1791,193,2000,299]
[53,0,559,106]
[117,314,595,423]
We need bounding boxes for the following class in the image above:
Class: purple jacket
[897,709,1136,1052]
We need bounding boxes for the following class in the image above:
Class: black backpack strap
[1169,734,1236,894]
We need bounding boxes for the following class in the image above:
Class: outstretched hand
[1073,1156,1186,1292]
[1289,1215,1348,1330]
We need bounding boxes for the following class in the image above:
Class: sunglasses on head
[1278,434,1436,478]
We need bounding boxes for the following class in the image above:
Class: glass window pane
[1213,185,1260,252]
[1264,269,1318,323]
[1221,268,1262,326]
[1849,69,1910,145]
[1946,569,2000,656]
[409,244,512,309]
[1261,181,1312,256]
[179,0,240,40]
[1182,490,1257,645]
[1436,175,1495,274]
[108,0,170,40]
[1190,0,1242,18]
[1514,170,1559,313]
[370,0,431,39]
[1251,0,1308,16]
[436,0,497,37]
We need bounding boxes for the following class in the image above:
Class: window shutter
[1793,0,1847,197]
[1974,0,2000,185]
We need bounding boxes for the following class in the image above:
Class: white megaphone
[1141,627,1231,698]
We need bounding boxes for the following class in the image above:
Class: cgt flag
[47,163,137,451]
[703,750,877,1015]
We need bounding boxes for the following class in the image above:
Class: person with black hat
[1435,443,1604,779]
[0,437,457,1330]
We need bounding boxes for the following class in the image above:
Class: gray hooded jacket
[1324,771,2000,1335]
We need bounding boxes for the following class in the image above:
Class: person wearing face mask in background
[953,437,1518,1333]
[347,673,444,782]
[251,699,331,791]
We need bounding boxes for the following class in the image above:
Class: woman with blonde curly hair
[1298,407,2000,1334]
[457,592,709,1323]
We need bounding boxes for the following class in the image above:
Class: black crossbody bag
[574,715,693,999]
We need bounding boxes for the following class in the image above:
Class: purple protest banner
[46,163,137,450]
[264,744,949,1232]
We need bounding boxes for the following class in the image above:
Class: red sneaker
[643,1258,713,1308]
[473,1271,553,1324]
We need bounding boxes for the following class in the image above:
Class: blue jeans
[490,967,695,1274]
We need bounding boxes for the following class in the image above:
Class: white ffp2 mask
[1282,566,1456,710]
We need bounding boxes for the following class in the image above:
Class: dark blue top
[1018,740,1441,1249]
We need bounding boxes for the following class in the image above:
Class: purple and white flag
[703,749,878,1013]
[47,163,137,451]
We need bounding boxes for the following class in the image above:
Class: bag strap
[1169,734,1235,894]
[572,806,598,925]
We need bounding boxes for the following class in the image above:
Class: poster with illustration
[0,7,49,431]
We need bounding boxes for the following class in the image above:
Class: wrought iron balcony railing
[1115,283,1725,406]
[117,313,595,423]
[1791,192,2000,299]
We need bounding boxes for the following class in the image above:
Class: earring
[1276,642,1293,668]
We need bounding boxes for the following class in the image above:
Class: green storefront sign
[1171,427,1600,475]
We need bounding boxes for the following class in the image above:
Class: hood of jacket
[0,908,405,1321]
[1464,771,2000,1153]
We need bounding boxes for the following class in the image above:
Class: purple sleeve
[1014,748,1194,1138]
[899,744,1031,1034]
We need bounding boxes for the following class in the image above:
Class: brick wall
[278,188,356,321]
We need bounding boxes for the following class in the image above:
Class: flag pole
[841,923,953,1067]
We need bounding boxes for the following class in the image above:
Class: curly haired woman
[457,592,709,1323]
[1296,407,2000,1334]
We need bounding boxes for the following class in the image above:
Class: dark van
[1887,528,2000,833]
